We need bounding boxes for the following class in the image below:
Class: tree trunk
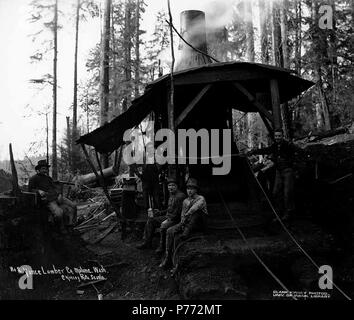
[52,0,58,180]
[245,1,255,149]
[111,5,119,116]
[66,116,71,169]
[124,0,132,107]
[352,0,354,119]
[72,0,80,172]
[100,0,111,168]
[245,1,254,62]
[134,0,140,98]
[46,112,49,165]
[318,73,332,131]
[329,0,337,111]
[352,0,354,28]
[258,0,269,64]
[280,0,289,69]
[271,1,281,67]
[294,0,302,74]
[9,144,20,197]
[280,0,290,139]
[86,90,90,134]
[312,0,331,131]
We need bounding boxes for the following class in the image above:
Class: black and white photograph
[0,0,354,307]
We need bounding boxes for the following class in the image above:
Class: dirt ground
[2,212,354,300]
[2,134,354,300]
[0,226,181,300]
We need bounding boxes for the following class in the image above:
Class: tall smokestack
[175,10,213,72]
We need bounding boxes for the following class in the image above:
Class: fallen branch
[104,262,129,269]
[328,173,353,185]
[101,212,116,222]
[75,209,106,229]
[77,279,106,289]
[76,224,99,232]
[90,222,118,245]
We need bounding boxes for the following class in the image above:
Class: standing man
[135,143,161,212]
[160,178,207,269]
[137,177,186,252]
[248,129,301,221]
[28,160,76,233]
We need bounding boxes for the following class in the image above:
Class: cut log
[78,166,118,185]
[74,209,106,229]
[173,221,331,299]
[310,127,348,142]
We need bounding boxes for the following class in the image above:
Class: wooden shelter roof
[77,61,314,154]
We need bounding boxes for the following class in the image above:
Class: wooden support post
[81,144,101,182]
[270,79,282,130]
[167,0,176,179]
[94,148,124,221]
[167,89,177,178]
[9,143,21,197]
[175,84,212,127]
[233,82,274,124]
[167,88,175,132]
[95,150,111,195]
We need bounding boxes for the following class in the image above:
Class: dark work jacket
[28,173,59,202]
[166,190,186,222]
[252,141,299,170]
[141,164,159,187]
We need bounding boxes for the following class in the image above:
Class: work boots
[159,254,172,269]
[54,217,67,235]
[136,240,152,250]
[155,231,166,255]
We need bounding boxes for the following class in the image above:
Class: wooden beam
[93,148,124,222]
[175,84,212,127]
[259,113,274,137]
[270,79,282,130]
[232,82,274,123]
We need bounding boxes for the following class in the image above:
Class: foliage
[144,10,170,81]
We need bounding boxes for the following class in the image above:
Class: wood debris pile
[0,169,12,193]
[73,186,123,245]
[296,130,354,182]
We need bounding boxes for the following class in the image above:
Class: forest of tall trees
[25,0,354,179]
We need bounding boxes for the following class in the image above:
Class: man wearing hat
[160,178,208,269]
[247,129,304,221]
[137,177,186,253]
[28,160,76,234]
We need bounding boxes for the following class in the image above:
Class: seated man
[160,178,207,269]
[137,177,186,252]
[28,160,76,234]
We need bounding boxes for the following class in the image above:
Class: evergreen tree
[145,10,170,81]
